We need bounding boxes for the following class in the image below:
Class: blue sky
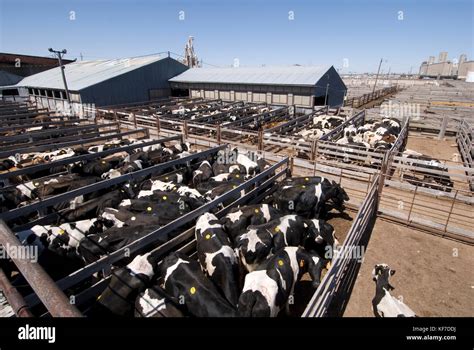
[0,0,472,73]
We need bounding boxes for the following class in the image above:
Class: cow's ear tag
[232,185,237,189]
[131,216,136,221]
[101,161,106,164]
[165,177,169,180]
[147,207,152,212]
[235,174,240,178]
[59,229,65,235]
[254,209,259,214]
[305,177,309,181]
[274,226,280,233]
[278,260,284,266]
[190,286,196,295]
[205,234,211,240]
[162,196,167,200]
[301,185,306,189]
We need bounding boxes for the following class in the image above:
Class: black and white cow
[238,247,325,317]
[220,204,281,242]
[119,191,195,225]
[273,179,349,218]
[195,213,240,305]
[135,286,184,317]
[78,224,162,264]
[92,252,160,316]
[159,252,237,317]
[372,264,416,317]
[236,215,335,271]
[192,160,213,186]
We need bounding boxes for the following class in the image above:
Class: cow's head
[306,219,339,247]
[372,263,396,291]
[329,181,350,212]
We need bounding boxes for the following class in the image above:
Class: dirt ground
[404,132,470,191]
[405,132,460,161]
[344,218,474,317]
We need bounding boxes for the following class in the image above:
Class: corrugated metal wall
[80,57,188,106]
[313,66,347,107]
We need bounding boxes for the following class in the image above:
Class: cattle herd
[1,138,352,317]
[89,173,349,317]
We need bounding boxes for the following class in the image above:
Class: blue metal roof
[169,65,333,86]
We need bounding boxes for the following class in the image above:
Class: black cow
[159,252,237,317]
[195,213,240,305]
[238,247,326,317]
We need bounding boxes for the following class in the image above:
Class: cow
[204,181,248,208]
[238,247,326,317]
[159,252,237,317]
[195,213,240,305]
[273,179,349,218]
[78,224,164,265]
[372,264,416,317]
[91,252,160,316]
[236,215,336,271]
[192,161,213,186]
[220,204,281,242]
[135,286,185,317]
[119,191,197,224]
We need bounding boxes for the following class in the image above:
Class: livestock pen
[0,102,365,317]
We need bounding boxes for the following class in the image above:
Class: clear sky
[0,0,472,73]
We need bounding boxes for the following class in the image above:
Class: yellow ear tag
[232,185,237,189]
[301,185,306,189]
[101,161,106,164]
[278,260,284,266]
[162,195,167,200]
[190,286,196,295]
[147,207,152,212]
[254,209,259,214]
[205,234,211,240]
[165,177,169,180]
[305,177,309,181]
[34,182,40,187]
[235,174,240,178]
[274,226,280,233]
[299,260,305,268]
[59,229,65,235]
[131,216,136,221]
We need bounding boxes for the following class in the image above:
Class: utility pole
[372,58,383,94]
[324,83,330,106]
[48,48,71,104]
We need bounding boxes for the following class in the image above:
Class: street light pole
[48,48,71,104]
